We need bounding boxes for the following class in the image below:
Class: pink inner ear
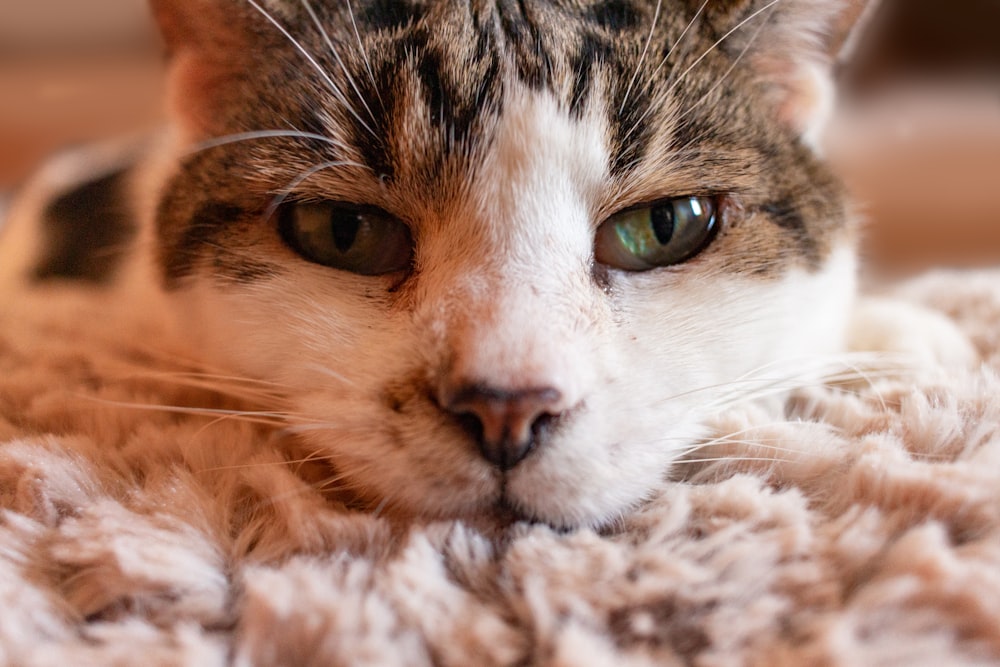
[149,0,209,55]
[165,52,241,141]
[777,63,836,149]
[743,0,876,145]
[827,0,876,59]
[743,45,837,145]
[149,0,248,52]
[151,0,254,141]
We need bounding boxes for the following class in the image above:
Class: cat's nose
[443,384,564,471]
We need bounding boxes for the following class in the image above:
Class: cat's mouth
[339,484,543,532]
[468,495,550,533]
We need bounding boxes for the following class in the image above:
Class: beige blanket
[1,271,999,666]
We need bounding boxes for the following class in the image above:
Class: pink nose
[443,384,564,470]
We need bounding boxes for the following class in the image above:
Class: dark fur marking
[668,113,716,155]
[349,57,400,182]
[358,0,425,32]
[569,30,615,116]
[162,202,246,287]
[417,46,457,136]
[761,198,806,232]
[211,250,279,285]
[498,0,554,89]
[33,168,135,284]
[583,0,643,31]
[414,34,503,153]
[608,74,652,177]
[608,599,711,656]
[759,197,822,267]
[347,18,506,184]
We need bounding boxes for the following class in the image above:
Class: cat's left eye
[278,202,413,276]
[595,196,719,271]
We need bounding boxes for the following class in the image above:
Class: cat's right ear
[712,0,880,149]
[149,0,255,140]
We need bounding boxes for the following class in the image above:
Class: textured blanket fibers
[1,271,1000,666]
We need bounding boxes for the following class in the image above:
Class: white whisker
[244,0,377,137]
[670,10,771,147]
[370,496,390,519]
[695,439,825,459]
[633,418,832,458]
[617,0,710,148]
[185,129,349,156]
[264,159,368,220]
[346,0,381,105]
[282,422,374,436]
[77,395,290,427]
[300,0,377,124]
[240,471,360,515]
[666,0,781,95]
[197,452,326,474]
[116,370,290,402]
[647,0,711,86]
[133,370,289,390]
[619,0,663,115]
[672,456,787,465]
[301,363,356,387]
[625,0,781,142]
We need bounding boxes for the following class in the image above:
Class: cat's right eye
[278,202,414,276]
[594,196,719,271]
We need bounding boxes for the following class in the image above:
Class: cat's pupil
[332,214,361,253]
[651,206,675,245]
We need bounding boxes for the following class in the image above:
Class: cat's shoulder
[849,294,979,371]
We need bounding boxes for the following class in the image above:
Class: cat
[1,0,881,530]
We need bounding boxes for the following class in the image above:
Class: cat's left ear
[733,0,878,147]
[148,0,260,139]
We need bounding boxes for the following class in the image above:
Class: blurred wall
[833,0,1000,275]
[0,0,163,188]
[0,0,154,54]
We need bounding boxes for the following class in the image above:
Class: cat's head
[149,0,869,528]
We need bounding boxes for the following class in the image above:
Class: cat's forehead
[247,0,771,191]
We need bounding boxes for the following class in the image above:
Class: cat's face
[150,0,864,528]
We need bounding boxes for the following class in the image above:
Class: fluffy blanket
[1,271,999,666]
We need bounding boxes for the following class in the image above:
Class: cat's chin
[435,485,643,534]
[300,446,629,532]
[326,484,551,534]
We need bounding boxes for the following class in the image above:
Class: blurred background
[0,0,998,275]
[0,0,161,183]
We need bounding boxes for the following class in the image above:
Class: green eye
[595,196,719,271]
[278,202,413,275]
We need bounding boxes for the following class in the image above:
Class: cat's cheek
[507,242,858,527]
[295,423,500,519]
[169,269,389,381]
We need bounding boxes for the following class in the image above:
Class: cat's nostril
[444,385,564,471]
